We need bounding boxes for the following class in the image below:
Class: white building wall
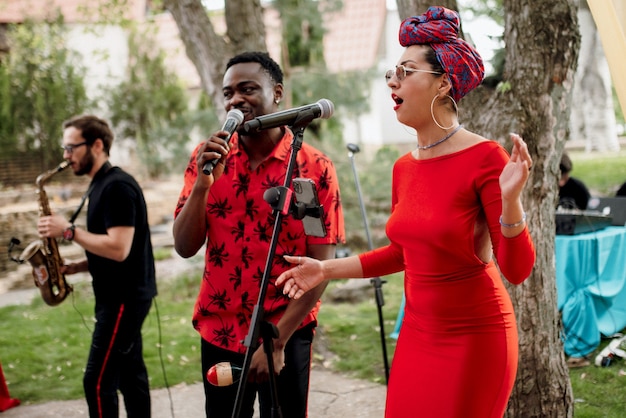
[341,8,415,152]
[65,25,133,166]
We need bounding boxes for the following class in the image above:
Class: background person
[616,181,626,197]
[37,115,157,417]
[558,151,591,209]
[172,51,345,418]
[276,7,535,418]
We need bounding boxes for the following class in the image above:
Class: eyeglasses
[384,65,443,82]
[61,142,88,154]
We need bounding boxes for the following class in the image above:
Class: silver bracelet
[499,212,526,228]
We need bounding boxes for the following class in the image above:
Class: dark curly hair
[226,51,284,85]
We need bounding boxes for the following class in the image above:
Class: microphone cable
[152,296,176,418]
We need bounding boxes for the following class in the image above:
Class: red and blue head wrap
[398,6,484,102]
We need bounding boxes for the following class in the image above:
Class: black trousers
[201,323,315,418]
[83,299,153,418]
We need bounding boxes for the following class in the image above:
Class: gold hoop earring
[430,94,458,130]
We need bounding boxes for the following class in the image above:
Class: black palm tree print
[229,266,242,290]
[245,199,260,221]
[234,173,250,197]
[254,220,272,243]
[241,246,254,269]
[232,220,245,242]
[208,197,233,219]
[262,174,283,189]
[209,241,229,268]
[212,323,236,347]
[317,167,331,192]
[207,288,231,310]
[252,266,265,287]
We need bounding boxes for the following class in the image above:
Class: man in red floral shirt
[173,51,345,417]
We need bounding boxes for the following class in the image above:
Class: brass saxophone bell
[19,241,51,288]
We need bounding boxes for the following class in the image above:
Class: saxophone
[10,161,74,306]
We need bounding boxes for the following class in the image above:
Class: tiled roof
[323,0,387,72]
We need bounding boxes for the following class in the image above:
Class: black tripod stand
[231,113,321,418]
[346,143,390,384]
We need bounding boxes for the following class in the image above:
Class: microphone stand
[346,143,390,384]
[232,111,318,418]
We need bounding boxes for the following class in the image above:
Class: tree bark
[489,0,579,415]
[162,0,267,118]
[570,1,620,152]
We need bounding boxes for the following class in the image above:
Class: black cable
[71,282,92,334]
[152,296,176,418]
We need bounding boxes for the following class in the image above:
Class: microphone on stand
[206,362,243,387]
[202,109,245,175]
[242,99,334,132]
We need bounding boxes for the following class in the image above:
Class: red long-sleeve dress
[360,141,535,418]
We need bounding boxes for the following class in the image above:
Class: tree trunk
[495,0,579,415]
[162,0,267,118]
[570,1,620,152]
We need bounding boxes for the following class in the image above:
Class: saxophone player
[37,115,157,418]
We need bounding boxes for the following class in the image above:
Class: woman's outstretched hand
[275,255,325,299]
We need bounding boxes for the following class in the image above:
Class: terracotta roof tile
[323,0,387,72]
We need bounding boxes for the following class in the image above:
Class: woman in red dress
[277,6,535,418]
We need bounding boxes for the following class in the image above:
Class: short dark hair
[560,152,572,174]
[226,51,284,85]
[63,115,114,156]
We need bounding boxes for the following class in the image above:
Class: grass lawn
[2,273,625,416]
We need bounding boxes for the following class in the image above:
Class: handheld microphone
[242,99,334,132]
[202,109,245,175]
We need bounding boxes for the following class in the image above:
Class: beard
[74,150,94,176]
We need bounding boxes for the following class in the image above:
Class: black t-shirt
[559,176,591,210]
[86,165,157,303]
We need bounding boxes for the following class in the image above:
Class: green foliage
[332,145,397,251]
[104,26,216,178]
[0,15,90,168]
[274,0,339,67]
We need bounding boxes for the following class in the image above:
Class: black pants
[83,299,153,418]
[201,323,315,418]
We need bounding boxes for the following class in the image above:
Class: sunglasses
[384,65,443,82]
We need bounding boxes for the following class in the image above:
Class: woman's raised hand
[500,133,533,201]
